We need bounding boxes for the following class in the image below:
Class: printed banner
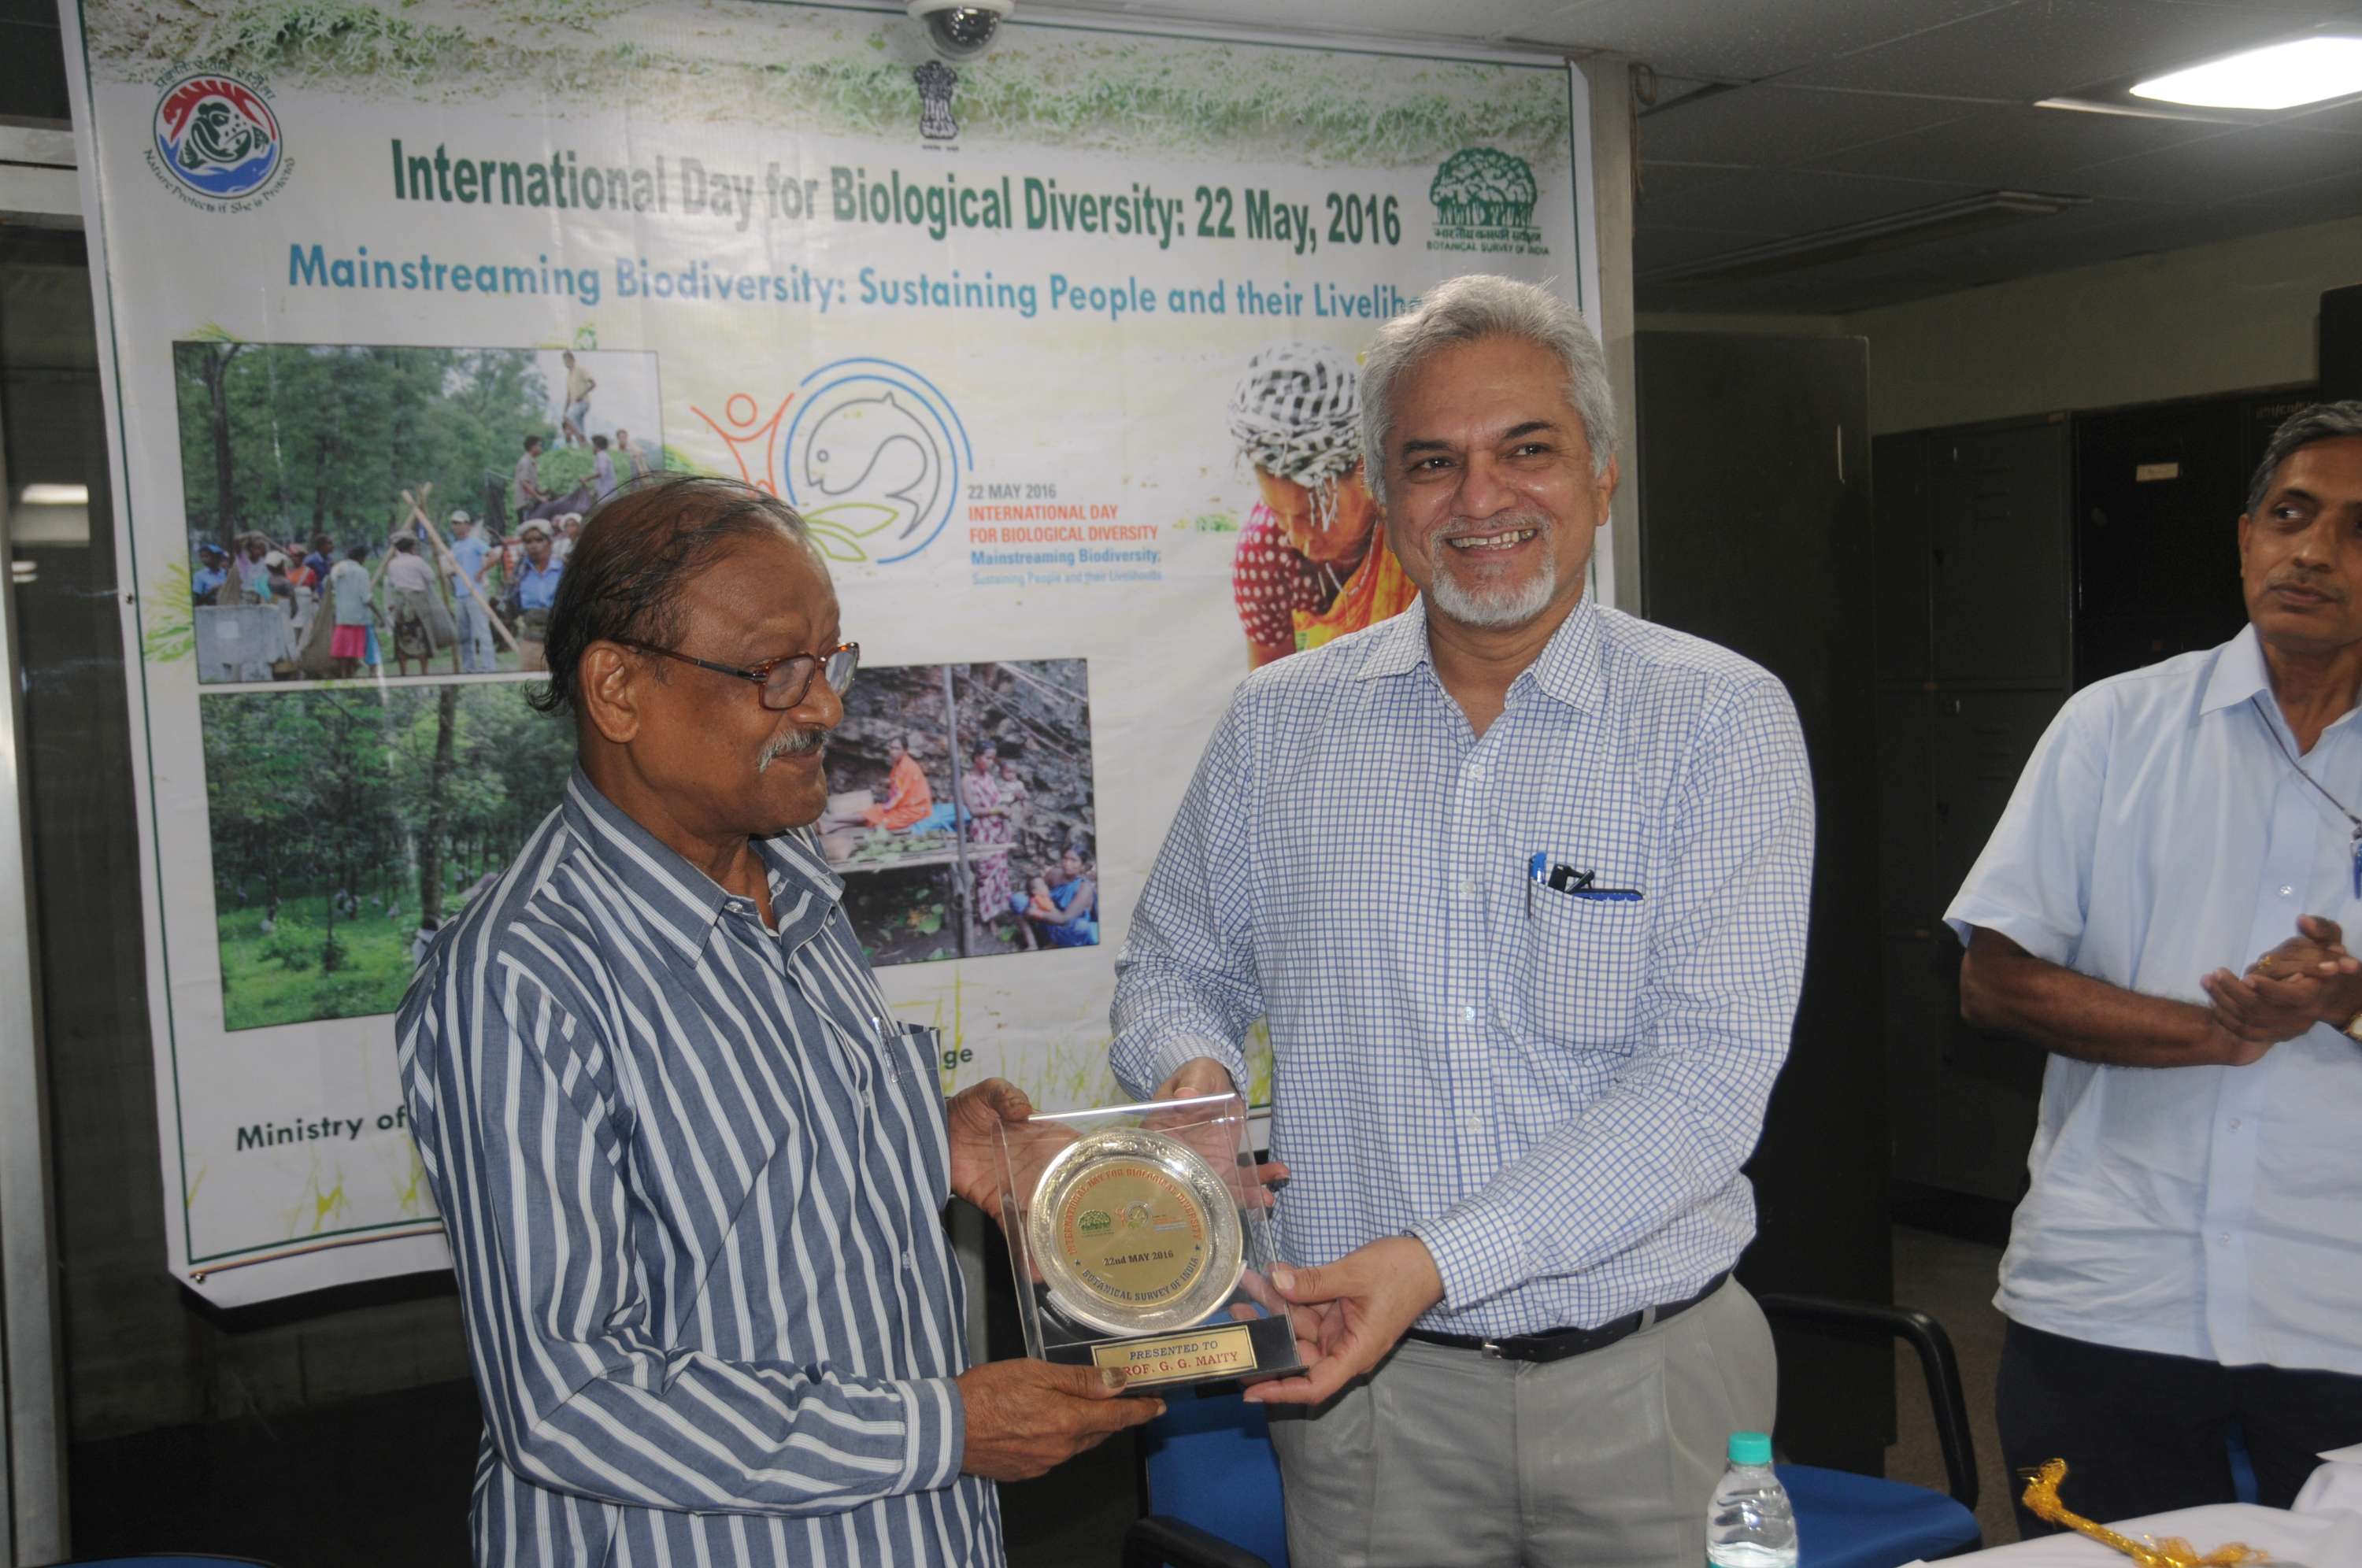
[62,0,1597,1303]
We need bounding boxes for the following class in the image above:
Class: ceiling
[1035,0,2362,314]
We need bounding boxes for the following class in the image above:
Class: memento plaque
[1027,1126,1245,1337]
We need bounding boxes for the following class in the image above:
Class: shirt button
[2280,885,2295,898]
[1462,1005,1479,1023]
[2218,1233,2231,1245]
[2230,1118,2242,1130]
[1459,879,1479,897]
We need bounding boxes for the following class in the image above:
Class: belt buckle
[1479,1337,1505,1360]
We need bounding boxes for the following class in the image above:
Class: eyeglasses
[617,638,860,710]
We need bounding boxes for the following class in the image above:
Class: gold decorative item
[2020,1460,2268,1567]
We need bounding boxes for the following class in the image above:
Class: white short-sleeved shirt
[383,551,435,594]
[1947,625,2362,1374]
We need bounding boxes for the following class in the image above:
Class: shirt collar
[561,767,844,966]
[1348,593,1427,680]
[1351,590,1607,712]
[2200,623,2269,716]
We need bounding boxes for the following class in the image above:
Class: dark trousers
[1997,1319,2362,1540]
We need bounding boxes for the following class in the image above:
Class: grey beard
[1427,531,1560,629]
[757,728,825,773]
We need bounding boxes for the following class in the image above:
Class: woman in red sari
[1227,340,1417,668]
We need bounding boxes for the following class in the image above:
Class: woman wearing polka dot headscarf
[1227,340,1416,668]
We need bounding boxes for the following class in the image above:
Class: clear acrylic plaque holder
[994,1090,1305,1393]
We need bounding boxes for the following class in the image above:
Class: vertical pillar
[0,376,69,1568]
[1579,54,1642,613]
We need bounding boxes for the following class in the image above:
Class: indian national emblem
[914,60,960,141]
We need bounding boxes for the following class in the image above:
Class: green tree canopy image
[1429,147,1538,229]
[202,682,575,1030]
[175,342,551,551]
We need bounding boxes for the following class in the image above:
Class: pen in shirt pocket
[1526,852,1642,913]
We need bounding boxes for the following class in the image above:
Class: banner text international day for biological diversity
[380,139,1404,253]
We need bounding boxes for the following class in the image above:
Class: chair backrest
[57,1558,281,1566]
[1139,1392,1290,1568]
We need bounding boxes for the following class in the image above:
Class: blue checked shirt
[1111,594,1814,1337]
[397,770,1000,1567]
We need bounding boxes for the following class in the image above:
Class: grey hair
[2249,401,2362,512]
[1357,274,1616,507]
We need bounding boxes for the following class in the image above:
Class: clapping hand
[2248,914,2361,983]
[2201,915,2362,1058]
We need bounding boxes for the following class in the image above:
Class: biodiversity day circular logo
[152,73,283,201]
[782,358,972,566]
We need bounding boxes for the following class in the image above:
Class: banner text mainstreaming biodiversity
[285,245,1418,324]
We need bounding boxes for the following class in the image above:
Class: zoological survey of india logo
[150,71,291,208]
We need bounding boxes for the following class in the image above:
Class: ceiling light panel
[2132,36,2362,110]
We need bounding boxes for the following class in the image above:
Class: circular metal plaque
[1027,1126,1245,1337]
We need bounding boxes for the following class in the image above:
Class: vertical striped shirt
[1111,594,1814,1337]
[397,769,1001,1566]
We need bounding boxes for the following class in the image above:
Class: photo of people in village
[171,341,667,685]
[1224,338,1416,669]
[816,659,1097,967]
[199,680,576,1032]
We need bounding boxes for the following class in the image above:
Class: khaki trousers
[1267,1278,1776,1568]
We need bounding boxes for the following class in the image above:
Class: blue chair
[1758,1292,1984,1566]
[1125,1296,1983,1568]
[1127,1389,1287,1568]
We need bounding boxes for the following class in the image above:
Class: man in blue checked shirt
[398,477,1159,1567]
[1951,403,2362,1537]
[1112,275,1814,1567]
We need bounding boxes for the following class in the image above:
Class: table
[1905,1454,2362,1566]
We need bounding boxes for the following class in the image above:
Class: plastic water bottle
[1705,1431,1798,1567]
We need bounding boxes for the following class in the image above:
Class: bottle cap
[1728,1431,1773,1466]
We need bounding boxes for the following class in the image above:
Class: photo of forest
[816,659,1097,967]
[200,680,574,1031]
[172,340,665,684]
[198,656,1095,1029]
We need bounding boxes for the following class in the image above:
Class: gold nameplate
[1092,1325,1261,1388]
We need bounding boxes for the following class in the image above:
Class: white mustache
[757,728,826,772]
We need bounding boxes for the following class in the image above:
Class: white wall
[1646,213,2362,435]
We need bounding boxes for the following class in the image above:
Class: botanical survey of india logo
[152,72,282,199]
[1426,146,1547,256]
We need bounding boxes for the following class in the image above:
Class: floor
[58,1222,2014,1566]
[1884,1222,2018,1551]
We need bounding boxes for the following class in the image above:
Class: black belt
[1404,1271,1731,1364]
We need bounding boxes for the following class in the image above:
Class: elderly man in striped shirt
[398,477,1157,1567]
[1113,275,1816,1566]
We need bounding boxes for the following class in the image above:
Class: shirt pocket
[873,1023,952,1197]
[1521,889,1650,1050]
